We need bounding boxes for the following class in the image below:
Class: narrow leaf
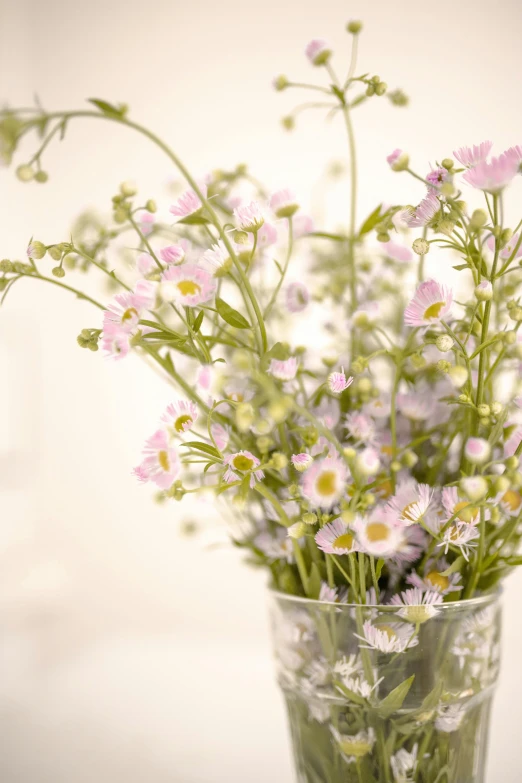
[377,675,415,718]
[88,98,125,117]
[359,204,383,236]
[181,442,222,459]
[192,310,204,334]
[216,297,251,329]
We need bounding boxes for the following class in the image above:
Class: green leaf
[418,679,444,713]
[88,98,126,118]
[504,555,522,566]
[333,680,367,706]
[359,204,383,236]
[307,231,347,242]
[453,263,469,271]
[377,675,415,719]
[177,214,211,226]
[307,563,322,600]
[181,442,222,459]
[192,310,204,334]
[216,297,251,329]
[375,558,385,580]
[440,556,465,577]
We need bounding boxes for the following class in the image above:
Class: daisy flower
[233,201,265,232]
[254,530,293,563]
[391,744,418,783]
[407,559,462,595]
[159,244,185,266]
[269,357,298,381]
[463,155,519,192]
[438,521,480,561]
[103,292,141,332]
[387,479,433,525]
[269,189,299,219]
[137,253,156,277]
[404,279,453,327]
[291,453,313,472]
[355,447,381,477]
[354,508,404,558]
[170,186,206,218]
[464,437,491,465]
[160,263,217,307]
[319,582,348,603]
[405,192,440,227]
[327,368,353,394]
[133,429,180,489]
[387,149,409,172]
[331,727,375,763]
[333,654,364,680]
[161,400,198,434]
[315,518,358,555]
[345,412,377,443]
[132,279,157,310]
[497,487,522,517]
[302,456,348,510]
[396,393,435,422]
[503,145,522,168]
[285,281,310,313]
[200,240,232,277]
[426,166,449,190]
[382,240,413,262]
[435,704,466,733]
[223,450,264,488]
[453,141,492,168]
[305,39,332,66]
[389,587,444,624]
[487,232,522,260]
[355,620,419,654]
[101,322,131,360]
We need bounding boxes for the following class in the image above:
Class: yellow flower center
[332,532,354,550]
[316,470,338,496]
[402,606,433,624]
[423,301,445,320]
[338,738,373,758]
[381,445,393,457]
[174,414,192,433]
[402,501,418,522]
[426,570,449,592]
[177,280,201,297]
[376,479,393,498]
[502,489,521,511]
[158,450,170,472]
[233,454,254,471]
[454,501,478,523]
[122,306,138,322]
[377,624,397,640]
[366,522,390,542]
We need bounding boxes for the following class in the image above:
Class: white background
[1,1,521,780]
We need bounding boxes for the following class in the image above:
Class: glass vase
[269,591,501,783]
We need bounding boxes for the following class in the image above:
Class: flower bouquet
[2,19,521,783]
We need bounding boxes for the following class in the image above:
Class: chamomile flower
[453,141,492,168]
[160,263,217,307]
[354,508,404,558]
[223,451,264,488]
[302,456,348,510]
[133,429,180,490]
[404,279,453,327]
[355,620,419,654]
[170,186,206,218]
[389,587,443,623]
[269,357,298,381]
[161,400,198,434]
[327,368,354,394]
[387,480,433,525]
[442,486,480,525]
[315,518,357,555]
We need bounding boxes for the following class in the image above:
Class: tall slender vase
[269,591,501,783]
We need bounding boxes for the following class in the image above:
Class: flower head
[404,279,453,327]
[233,201,265,232]
[426,166,449,190]
[327,368,353,394]
[464,437,491,464]
[101,322,131,360]
[463,154,518,192]
[382,240,413,263]
[133,429,180,489]
[159,244,185,266]
[302,456,348,509]
[355,620,419,654]
[354,507,404,558]
[223,450,264,488]
[405,192,440,227]
[453,141,493,168]
[315,518,358,555]
[387,149,409,172]
[345,412,376,443]
[387,480,433,525]
[305,39,332,66]
[438,521,480,561]
[407,559,462,595]
[201,240,232,277]
[161,400,198,434]
[160,263,216,307]
[269,189,299,219]
[269,357,298,381]
[170,186,206,218]
[285,281,310,313]
[391,744,418,783]
[291,453,313,472]
[389,587,443,623]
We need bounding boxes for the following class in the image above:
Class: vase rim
[269,587,502,611]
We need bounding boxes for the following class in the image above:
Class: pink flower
[345,412,376,443]
[161,400,198,433]
[170,186,206,218]
[291,453,313,472]
[269,189,299,219]
[133,429,180,489]
[292,214,315,237]
[501,145,522,168]
[223,451,264,488]
[269,357,298,381]
[382,241,413,262]
[211,423,229,452]
[139,212,154,236]
[101,322,131,360]
[387,149,409,171]
[405,192,440,227]
[404,279,453,327]
[315,518,358,555]
[453,141,492,168]
[132,279,157,310]
[200,240,232,277]
[104,293,141,332]
[302,456,348,509]
[389,587,444,622]
[233,201,265,232]
[160,263,217,307]
[464,437,490,464]
[327,368,353,394]
[257,222,278,247]
[137,253,156,276]
[305,39,332,66]
[463,154,519,192]
[285,281,310,313]
[487,232,522,260]
[159,244,185,266]
[426,167,449,190]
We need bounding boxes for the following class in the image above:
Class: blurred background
[1,1,522,780]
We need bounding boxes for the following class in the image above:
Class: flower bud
[505,455,519,470]
[16,164,34,182]
[0,259,13,273]
[464,437,491,464]
[436,335,454,352]
[303,512,318,525]
[48,245,62,261]
[439,183,455,199]
[479,417,491,427]
[509,307,522,322]
[470,209,488,230]
[437,360,451,373]
[494,475,511,494]
[268,397,292,423]
[366,84,376,97]
[412,238,429,255]
[437,218,455,237]
[340,509,355,525]
[355,447,380,476]
[271,452,288,471]
[504,330,517,345]
[281,115,295,131]
[273,74,289,91]
[491,401,502,416]
[390,460,402,473]
[256,436,274,452]
[441,158,454,170]
[51,266,65,278]
[477,403,490,418]
[475,281,493,301]
[27,240,46,260]
[387,149,409,172]
[34,170,49,183]
[347,20,363,34]
[460,475,488,501]
[287,522,307,539]
[120,181,137,197]
[375,82,387,96]
[302,427,318,446]
[448,366,468,388]
[388,89,409,106]
[402,450,418,468]
[376,231,391,242]
[145,199,157,213]
[500,228,513,248]
[343,447,357,460]
[357,377,372,394]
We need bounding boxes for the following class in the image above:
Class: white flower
[328,368,354,394]
[435,704,466,733]
[354,509,404,558]
[303,456,349,510]
[438,521,480,561]
[389,587,444,623]
[355,620,419,654]
[331,726,375,763]
[315,518,358,555]
[269,357,298,381]
[391,744,418,783]
[387,480,433,525]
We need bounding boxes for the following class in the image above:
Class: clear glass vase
[269,591,501,783]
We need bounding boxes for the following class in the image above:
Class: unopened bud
[494,475,511,494]
[439,182,455,199]
[16,164,34,182]
[376,231,391,242]
[340,510,355,525]
[470,209,488,230]
[282,115,295,131]
[438,218,455,237]
[500,228,514,248]
[303,512,318,525]
[412,238,430,255]
[34,170,49,183]
[475,281,493,301]
[120,181,137,197]
[460,476,488,501]
[464,437,491,464]
[437,359,451,373]
[347,20,363,34]
[375,82,387,96]
[48,245,62,261]
[390,460,402,473]
[448,365,468,388]
[145,199,157,213]
[509,307,522,322]
[505,455,519,470]
[477,403,490,418]
[51,266,65,278]
[491,401,503,416]
[287,522,307,539]
[436,335,454,352]
[441,158,454,170]
[27,240,46,260]
[236,403,255,432]
[271,452,288,471]
[402,450,418,468]
[274,74,289,91]
[504,330,517,345]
